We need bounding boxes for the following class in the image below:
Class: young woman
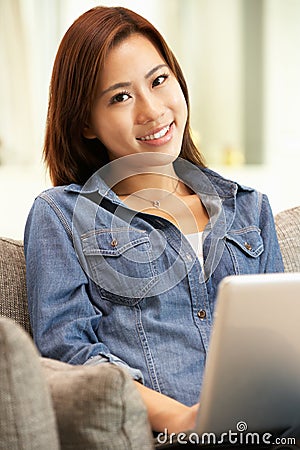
[24,6,283,434]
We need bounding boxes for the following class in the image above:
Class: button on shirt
[24,163,284,406]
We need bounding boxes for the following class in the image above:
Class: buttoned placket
[153,217,213,354]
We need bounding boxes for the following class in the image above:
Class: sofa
[0,206,299,450]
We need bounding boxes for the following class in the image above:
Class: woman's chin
[123,151,178,169]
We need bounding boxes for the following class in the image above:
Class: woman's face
[84,33,188,162]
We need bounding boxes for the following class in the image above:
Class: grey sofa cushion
[41,358,154,450]
[0,237,31,335]
[0,317,59,450]
[275,206,300,272]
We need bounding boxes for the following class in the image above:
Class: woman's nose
[135,95,164,125]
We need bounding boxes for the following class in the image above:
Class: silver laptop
[195,272,300,437]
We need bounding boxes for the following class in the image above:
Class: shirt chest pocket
[225,227,264,273]
[81,228,157,304]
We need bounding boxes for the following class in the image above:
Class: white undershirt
[185,231,204,269]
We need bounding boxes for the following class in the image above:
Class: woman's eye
[152,74,169,87]
[111,92,131,104]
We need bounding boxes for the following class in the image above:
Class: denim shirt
[24,163,284,406]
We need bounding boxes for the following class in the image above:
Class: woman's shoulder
[199,166,271,218]
[34,183,83,205]
[200,166,255,193]
[27,184,84,228]
[25,184,85,241]
[196,166,263,207]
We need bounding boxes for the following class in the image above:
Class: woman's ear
[83,124,97,139]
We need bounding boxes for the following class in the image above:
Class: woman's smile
[136,122,174,146]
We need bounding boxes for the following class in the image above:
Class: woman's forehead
[99,34,167,85]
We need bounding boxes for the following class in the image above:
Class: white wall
[263,0,300,167]
[185,0,244,165]
[0,165,50,239]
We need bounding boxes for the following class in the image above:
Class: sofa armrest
[0,237,31,335]
[41,357,154,450]
[275,206,300,272]
[0,317,59,450]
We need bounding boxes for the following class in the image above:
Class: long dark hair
[44,6,206,186]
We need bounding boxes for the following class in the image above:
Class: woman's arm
[134,382,199,433]
[24,194,142,379]
[259,194,284,273]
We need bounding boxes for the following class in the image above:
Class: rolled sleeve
[84,354,144,382]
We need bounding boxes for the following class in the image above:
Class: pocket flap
[226,227,264,257]
[81,228,150,256]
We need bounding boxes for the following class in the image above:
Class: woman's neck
[114,173,179,197]
[104,153,188,196]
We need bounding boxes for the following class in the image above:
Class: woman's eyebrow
[100,64,169,97]
[100,81,131,97]
[145,63,169,79]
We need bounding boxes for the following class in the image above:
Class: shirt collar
[63,158,254,202]
[173,159,254,199]
[64,174,119,203]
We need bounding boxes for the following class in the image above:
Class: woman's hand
[134,381,199,433]
[171,402,199,433]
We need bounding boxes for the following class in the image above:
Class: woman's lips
[137,122,174,146]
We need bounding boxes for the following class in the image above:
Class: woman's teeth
[139,124,170,141]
